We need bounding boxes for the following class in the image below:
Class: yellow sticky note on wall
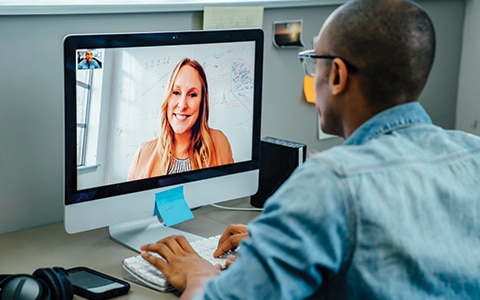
[203,6,264,30]
[303,75,315,104]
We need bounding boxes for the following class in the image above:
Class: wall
[456,0,480,135]
[0,0,466,234]
[261,0,466,150]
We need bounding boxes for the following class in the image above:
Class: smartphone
[66,267,130,300]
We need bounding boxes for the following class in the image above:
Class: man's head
[85,50,93,64]
[313,0,436,137]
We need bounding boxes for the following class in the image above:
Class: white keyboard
[122,235,233,292]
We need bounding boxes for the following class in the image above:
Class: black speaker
[251,137,307,208]
[0,267,73,300]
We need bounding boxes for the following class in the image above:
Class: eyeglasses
[298,49,358,77]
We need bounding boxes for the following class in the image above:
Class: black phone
[66,267,130,300]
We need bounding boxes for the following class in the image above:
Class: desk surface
[0,198,261,299]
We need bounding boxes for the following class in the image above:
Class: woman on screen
[128,58,233,180]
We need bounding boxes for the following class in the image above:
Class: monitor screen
[63,29,263,250]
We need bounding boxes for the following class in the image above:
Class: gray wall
[456,0,480,135]
[0,0,466,234]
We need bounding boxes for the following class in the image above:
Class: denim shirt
[200,102,480,299]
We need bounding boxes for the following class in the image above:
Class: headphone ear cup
[52,267,74,299]
[0,275,45,300]
[32,267,73,300]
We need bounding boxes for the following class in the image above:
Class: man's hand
[213,224,249,267]
[141,235,221,295]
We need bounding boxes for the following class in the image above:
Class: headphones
[0,267,73,300]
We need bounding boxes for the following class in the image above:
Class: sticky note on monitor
[154,186,194,227]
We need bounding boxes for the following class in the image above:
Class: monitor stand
[109,216,202,252]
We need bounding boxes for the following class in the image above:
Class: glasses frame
[298,49,358,77]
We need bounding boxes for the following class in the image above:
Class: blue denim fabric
[200,102,480,299]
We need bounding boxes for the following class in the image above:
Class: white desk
[0,198,261,299]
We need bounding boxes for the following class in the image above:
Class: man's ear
[329,57,349,95]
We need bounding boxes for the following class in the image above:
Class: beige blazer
[128,129,233,180]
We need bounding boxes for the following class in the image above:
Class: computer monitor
[63,29,263,251]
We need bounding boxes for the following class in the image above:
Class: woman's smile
[167,65,202,135]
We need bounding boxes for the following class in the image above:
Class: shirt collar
[344,102,432,146]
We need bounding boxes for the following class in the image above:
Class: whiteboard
[100,41,256,183]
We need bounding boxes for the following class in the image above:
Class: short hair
[328,0,436,106]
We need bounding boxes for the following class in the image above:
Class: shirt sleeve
[199,157,356,299]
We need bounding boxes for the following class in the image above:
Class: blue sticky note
[153,202,160,217]
[154,186,194,226]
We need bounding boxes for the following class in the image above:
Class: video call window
[76,42,256,190]
[77,49,103,70]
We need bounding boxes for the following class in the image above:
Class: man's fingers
[140,235,195,266]
[213,233,248,257]
[141,250,168,270]
[161,235,194,255]
[217,224,247,245]
[174,235,197,253]
[213,239,235,257]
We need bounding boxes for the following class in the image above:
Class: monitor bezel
[64,28,263,206]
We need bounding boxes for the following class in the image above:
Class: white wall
[456,0,480,135]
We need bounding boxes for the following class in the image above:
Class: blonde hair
[156,58,219,174]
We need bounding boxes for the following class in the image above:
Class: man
[141,0,480,298]
[78,50,100,69]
